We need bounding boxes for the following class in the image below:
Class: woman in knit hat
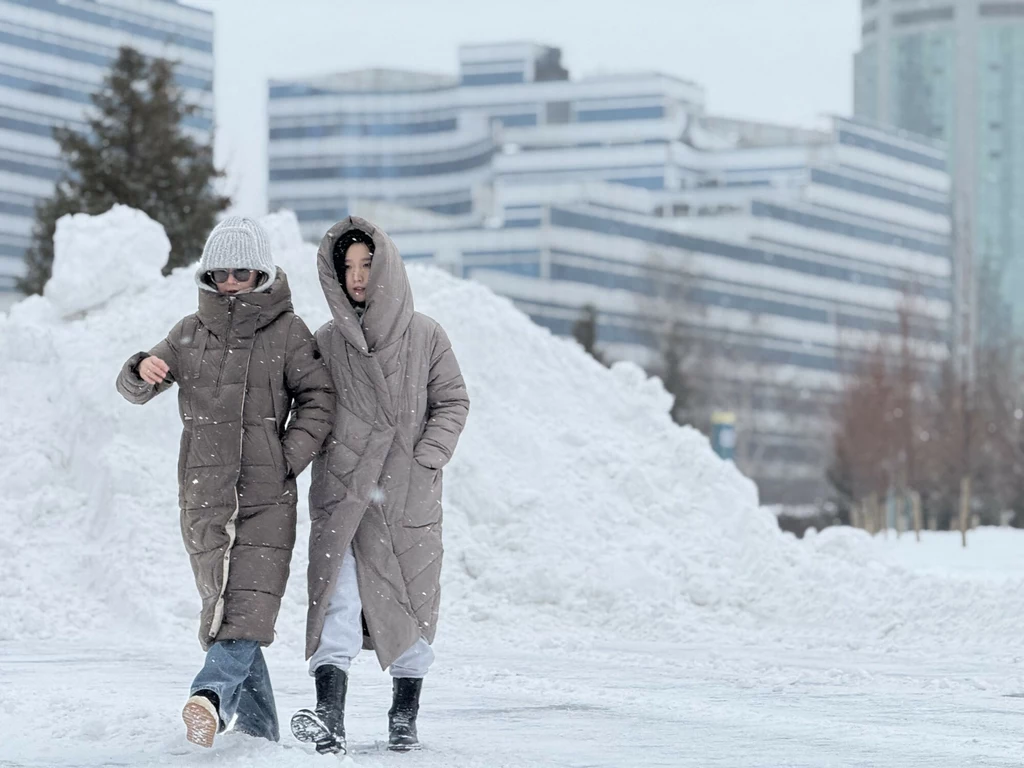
[115,216,335,748]
[290,217,469,756]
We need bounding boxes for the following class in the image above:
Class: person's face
[344,243,372,304]
[211,269,259,294]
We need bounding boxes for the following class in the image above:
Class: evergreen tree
[19,46,229,295]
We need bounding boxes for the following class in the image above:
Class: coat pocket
[403,460,442,528]
[263,418,288,479]
[308,450,337,521]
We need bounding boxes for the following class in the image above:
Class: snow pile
[44,205,170,317]
[259,209,305,263]
[1,206,1022,658]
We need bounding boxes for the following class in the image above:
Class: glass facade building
[0,0,215,309]
[855,0,1024,342]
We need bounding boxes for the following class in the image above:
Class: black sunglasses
[207,269,252,284]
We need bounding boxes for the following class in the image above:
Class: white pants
[309,545,434,678]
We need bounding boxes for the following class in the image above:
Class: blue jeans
[190,640,279,742]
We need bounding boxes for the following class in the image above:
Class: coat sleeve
[281,316,336,477]
[115,319,183,405]
[414,324,470,470]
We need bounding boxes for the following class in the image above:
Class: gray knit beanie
[195,216,276,292]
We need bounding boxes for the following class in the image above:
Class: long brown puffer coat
[116,269,335,649]
[306,217,470,669]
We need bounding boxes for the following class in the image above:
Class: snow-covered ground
[1,208,1022,767]
[870,528,1024,582]
[3,634,1022,767]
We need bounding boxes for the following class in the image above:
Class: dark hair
[333,228,375,303]
[332,229,375,278]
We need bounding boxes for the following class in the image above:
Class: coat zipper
[214,297,235,395]
[208,306,259,640]
[209,489,239,639]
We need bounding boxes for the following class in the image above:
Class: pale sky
[188,0,862,217]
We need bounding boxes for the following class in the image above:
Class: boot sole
[388,737,423,753]
[291,710,345,754]
[182,698,218,748]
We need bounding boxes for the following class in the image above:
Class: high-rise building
[855,0,1023,344]
[268,42,952,504]
[0,0,215,309]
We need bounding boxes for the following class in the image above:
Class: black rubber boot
[388,677,423,752]
[290,665,348,755]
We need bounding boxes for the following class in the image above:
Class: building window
[838,129,947,171]
[575,105,665,122]
[467,262,541,278]
[268,146,495,181]
[461,72,525,86]
[0,155,62,181]
[893,7,955,26]
[494,113,538,127]
[289,207,349,223]
[3,0,213,53]
[426,200,473,215]
[753,201,948,257]
[980,3,1024,17]
[810,169,949,215]
[270,117,458,139]
[0,111,84,138]
[609,176,665,189]
[0,199,35,218]
[548,208,952,300]
[0,29,212,90]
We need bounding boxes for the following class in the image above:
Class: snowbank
[1,207,1021,658]
[44,205,170,317]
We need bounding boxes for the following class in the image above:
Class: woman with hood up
[290,217,470,756]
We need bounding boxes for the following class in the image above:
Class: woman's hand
[138,356,170,385]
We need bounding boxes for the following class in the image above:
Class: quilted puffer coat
[305,217,470,668]
[116,269,334,649]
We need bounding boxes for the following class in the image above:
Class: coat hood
[316,217,414,355]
